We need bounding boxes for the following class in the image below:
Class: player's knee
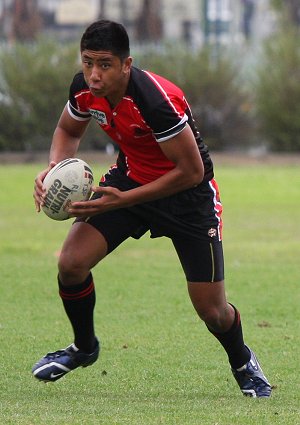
[196,306,229,332]
[58,250,89,283]
[197,306,218,324]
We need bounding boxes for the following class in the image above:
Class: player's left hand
[67,185,129,217]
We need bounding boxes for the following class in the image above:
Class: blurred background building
[0,0,276,47]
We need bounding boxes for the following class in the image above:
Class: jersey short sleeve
[127,68,188,142]
[145,97,187,142]
[67,72,92,121]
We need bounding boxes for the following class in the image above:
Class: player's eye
[82,59,93,67]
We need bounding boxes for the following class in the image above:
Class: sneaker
[32,338,100,382]
[231,346,272,398]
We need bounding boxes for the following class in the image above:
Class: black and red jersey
[67,66,213,184]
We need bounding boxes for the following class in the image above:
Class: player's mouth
[89,85,105,97]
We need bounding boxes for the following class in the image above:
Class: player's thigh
[172,237,227,313]
[171,237,224,283]
[60,207,148,273]
[59,221,108,274]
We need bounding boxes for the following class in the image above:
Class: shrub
[255,29,300,151]
[135,45,255,150]
[0,38,110,152]
[0,40,255,152]
[0,39,79,151]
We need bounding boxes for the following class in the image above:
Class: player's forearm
[49,126,81,164]
[121,166,203,207]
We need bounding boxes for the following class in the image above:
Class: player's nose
[90,66,101,82]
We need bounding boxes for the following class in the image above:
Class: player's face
[81,50,132,106]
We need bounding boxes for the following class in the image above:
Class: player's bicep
[159,124,203,173]
[57,105,90,139]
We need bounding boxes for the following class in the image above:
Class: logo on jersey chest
[89,109,108,125]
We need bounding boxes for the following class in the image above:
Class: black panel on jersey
[126,67,185,139]
[185,107,214,182]
[126,67,213,181]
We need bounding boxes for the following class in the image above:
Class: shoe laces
[251,375,270,389]
[44,348,72,360]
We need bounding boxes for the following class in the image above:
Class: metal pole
[203,0,209,44]
[215,0,221,61]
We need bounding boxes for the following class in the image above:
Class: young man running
[32,20,271,398]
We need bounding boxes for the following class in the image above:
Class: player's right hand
[33,161,57,212]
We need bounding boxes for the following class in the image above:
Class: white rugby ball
[42,158,94,221]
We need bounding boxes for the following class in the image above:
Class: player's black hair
[80,20,130,60]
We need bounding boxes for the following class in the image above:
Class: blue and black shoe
[231,346,272,398]
[32,338,100,382]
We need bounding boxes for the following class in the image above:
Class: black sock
[58,273,96,353]
[207,304,250,369]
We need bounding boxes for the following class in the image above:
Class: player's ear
[122,56,132,74]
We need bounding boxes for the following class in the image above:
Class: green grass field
[0,160,299,424]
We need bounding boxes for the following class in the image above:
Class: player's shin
[206,303,250,369]
[58,272,97,353]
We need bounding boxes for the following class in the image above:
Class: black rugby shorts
[76,167,224,283]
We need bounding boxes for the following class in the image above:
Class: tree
[271,0,300,26]
[98,0,106,19]
[9,0,42,42]
[135,0,163,42]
